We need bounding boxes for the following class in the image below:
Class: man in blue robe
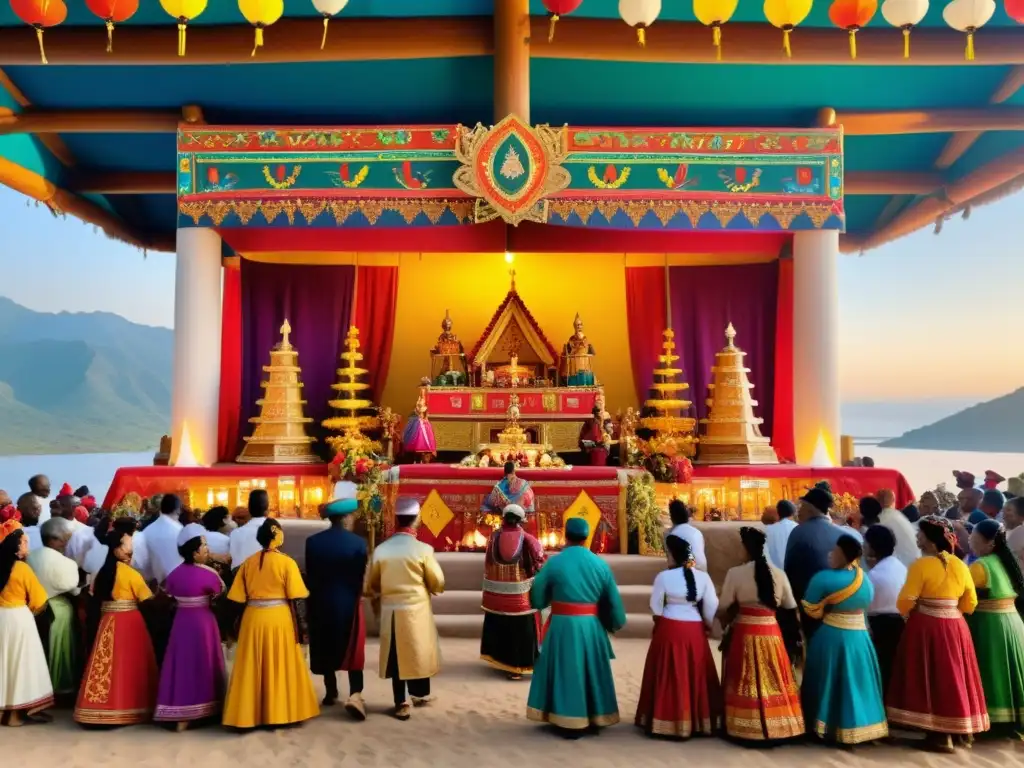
[784,484,843,641]
[305,497,368,719]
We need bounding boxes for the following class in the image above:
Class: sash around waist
[976,597,1017,614]
[550,601,598,617]
[176,595,212,608]
[482,577,533,596]
[247,599,287,608]
[101,600,139,613]
[823,611,867,630]
[736,605,778,626]
[915,598,961,619]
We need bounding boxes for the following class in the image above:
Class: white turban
[502,504,526,521]
[176,523,206,548]
[395,497,421,518]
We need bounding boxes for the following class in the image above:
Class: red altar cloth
[425,387,600,418]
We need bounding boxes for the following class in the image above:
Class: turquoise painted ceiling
[0,2,1021,243]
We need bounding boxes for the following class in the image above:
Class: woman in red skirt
[887,516,989,752]
[717,527,804,744]
[635,534,722,739]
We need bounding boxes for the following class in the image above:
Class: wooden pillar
[494,0,530,123]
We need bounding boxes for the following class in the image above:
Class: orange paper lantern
[1006,0,1024,22]
[542,0,584,42]
[9,0,67,64]
[85,0,139,53]
[829,0,878,59]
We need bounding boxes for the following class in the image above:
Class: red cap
[0,505,20,523]
[58,482,74,498]
[73,506,89,523]
[81,495,97,510]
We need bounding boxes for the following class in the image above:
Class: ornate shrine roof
[468,278,560,368]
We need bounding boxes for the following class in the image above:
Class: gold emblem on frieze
[470,393,486,411]
[542,393,558,412]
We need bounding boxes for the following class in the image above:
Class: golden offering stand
[697,323,778,465]
[237,319,320,465]
[641,328,697,457]
[323,325,381,456]
[476,392,549,466]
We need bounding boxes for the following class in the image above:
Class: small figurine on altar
[562,312,596,386]
[430,309,468,386]
[401,388,437,463]
[482,461,536,515]
[578,406,610,466]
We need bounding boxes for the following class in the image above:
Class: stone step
[433,552,665,592]
[429,584,653,616]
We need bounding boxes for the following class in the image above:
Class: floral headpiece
[920,515,958,552]
[267,524,284,551]
[0,519,22,544]
[0,504,20,524]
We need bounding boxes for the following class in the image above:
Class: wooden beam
[934,65,1024,170]
[494,0,531,123]
[533,18,1024,65]
[0,68,75,165]
[69,171,176,195]
[831,107,1024,135]
[0,108,181,135]
[0,17,492,65]
[844,171,942,196]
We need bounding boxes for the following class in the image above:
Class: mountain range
[880,388,1024,452]
[0,297,171,455]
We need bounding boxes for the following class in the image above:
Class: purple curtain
[240,259,355,456]
[668,263,779,439]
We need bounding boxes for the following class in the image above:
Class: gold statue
[430,309,468,385]
[562,312,596,386]
[639,328,697,458]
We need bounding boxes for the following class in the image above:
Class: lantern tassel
[177,21,187,57]
[848,28,857,60]
[903,26,911,59]
[34,26,47,65]
[782,26,792,58]
[713,23,722,61]
[548,13,559,43]
[637,27,645,47]
[252,25,264,58]
[966,29,975,61]
[105,20,114,54]
[321,16,329,50]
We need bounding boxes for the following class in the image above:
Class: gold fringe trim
[178,199,475,227]
[547,199,839,230]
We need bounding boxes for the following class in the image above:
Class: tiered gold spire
[323,325,380,455]
[640,328,697,458]
[237,319,320,465]
[696,323,778,465]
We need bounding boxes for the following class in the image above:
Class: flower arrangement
[643,453,693,484]
[626,472,663,555]
[330,448,387,531]
[459,446,566,469]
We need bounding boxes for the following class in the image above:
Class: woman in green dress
[967,518,1024,734]
[526,517,626,736]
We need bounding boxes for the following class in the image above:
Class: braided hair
[974,519,1024,602]
[740,526,777,609]
[665,534,697,602]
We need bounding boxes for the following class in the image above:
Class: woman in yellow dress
[222,518,319,729]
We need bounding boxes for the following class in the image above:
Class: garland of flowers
[459,446,566,469]
[330,449,386,532]
[643,453,693,484]
[626,472,663,555]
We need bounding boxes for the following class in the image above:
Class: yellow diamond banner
[420,489,455,538]
[562,490,602,550]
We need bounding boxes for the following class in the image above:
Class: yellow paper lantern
[693,0,739,60]
[763,0,814,57]
[159,0,207,56]
[238,0,284,57]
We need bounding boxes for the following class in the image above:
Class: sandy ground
[5,638,1023,768]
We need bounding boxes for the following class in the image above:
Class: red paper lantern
[829,0,878,59]
[1006,0,1024,22]
[542,0,584,42]
[85,0,139,53]
[9,0,67,63]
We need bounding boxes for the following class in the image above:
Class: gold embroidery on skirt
[737,636,791,698]
[83,617,116,704]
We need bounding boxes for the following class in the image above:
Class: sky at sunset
[0,185,1017,406]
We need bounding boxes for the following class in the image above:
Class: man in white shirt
[26,517,81,598]
[1003,497,1024,569]
[666,499,707,571]
[863,525,908,693]
[765,499,798,569]
[230,489,271,570]
[875,489,921,567]
[16,492,44,552]
[28,474,52,524]
[134,493,184,585]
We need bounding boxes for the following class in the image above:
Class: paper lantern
[942,0,996,60]
[542,0,584,42]
[85,0,139,53]
[9,0,66,64]
[159,0,208,57]
[311,0,348,50]
[880,0,929,58]
[693,0,739,60]
[239,0,284,56]
[618,0,661,46]
[1004,0,1024,22]
[763,0,814,57]
[829,0,878,59]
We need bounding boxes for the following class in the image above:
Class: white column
[170,227,223,467]
[792,230,840,466]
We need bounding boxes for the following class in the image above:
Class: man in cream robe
[366,497,445,720]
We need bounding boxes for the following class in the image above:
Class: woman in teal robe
[526,517,626,734]
[801,534,888,746]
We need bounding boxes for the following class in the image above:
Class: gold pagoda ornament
[237,319,320,465]
[640,328,697,458]
[323,325,381,455]
[697,323,779,465]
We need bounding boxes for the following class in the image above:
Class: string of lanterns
[5,0,1020,64]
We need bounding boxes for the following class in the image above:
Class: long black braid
[975,519,1024,611]
[665,534,697,602]
[740,526,778,609]
[0,530,25,593]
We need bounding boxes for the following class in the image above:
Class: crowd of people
[0,471,1021,755]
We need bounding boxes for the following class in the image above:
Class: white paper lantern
[619,0,663,46]
[880,0,929,57]
[312,0,349,49]
[942,0,996,59]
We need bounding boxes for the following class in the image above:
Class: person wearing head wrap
[153,523,226,730]
[221,518,318,729]
[764,499,798,569]
[366,497,445,721]
[965,519,1024,734]
[799,534,887,745]
[480,503,546,680]
[715,526,803,743]
[482,462,536,517]
[526,517,626,736]
[862,525,907,695]
[634,534,722,739]
[305,497,368,719]
[73,524,158,726]
[25,517,81,703]
[0,521,53,725]
[886,516,988,751]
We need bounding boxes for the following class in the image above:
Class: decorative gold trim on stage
[178,198,474,226]
[526,706,620,730]
[547,199,838,229]
[813,719,888,744]
[886,707,989,735]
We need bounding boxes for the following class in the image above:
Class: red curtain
[217,263,243,463]
[624,267,667,406]
[354,266,400,402]
[772,257,795,462]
